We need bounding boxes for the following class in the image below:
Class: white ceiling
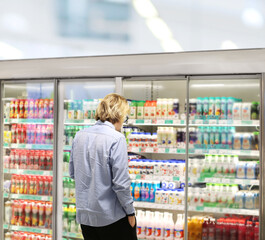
[0,0,265,59]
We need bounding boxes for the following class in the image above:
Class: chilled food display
[9,175,53,196]
[136,210,181,240]
[4,200,52,228]
[4,232,52,240]
[7,99,54,119]
[65,99,101,120]
[63,177,75,199]
[64,125,90,146]
[129,98,260,121]
[129,159,185,177]
[188,183,259,210]
[9,124,53,145]
[4,150,53,170]
[63,205,81,234]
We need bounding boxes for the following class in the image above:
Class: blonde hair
[95,93,129,124]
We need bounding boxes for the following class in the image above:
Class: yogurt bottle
[220,97,227,119]
[233,102,242,120]
[246,162,257,179]
[242,133,252,150]
[232,133,242,150]
[242,103,252,120]
[236,161,246,179]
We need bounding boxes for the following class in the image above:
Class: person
[69,93,137,240]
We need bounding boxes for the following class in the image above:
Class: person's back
[69,93,137,240]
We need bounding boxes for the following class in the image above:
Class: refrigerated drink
[209,97,215,116]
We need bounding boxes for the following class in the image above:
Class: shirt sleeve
[109,136,135,215]
[69,138,75,179]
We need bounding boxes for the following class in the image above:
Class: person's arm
[109,136,135,216]
[69,138,75,179]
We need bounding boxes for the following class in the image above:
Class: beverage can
[38,99,44,119]
[43,99,49,118]
[19,100,25,119]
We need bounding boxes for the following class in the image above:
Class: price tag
[219,120,227,125]
[165,120,173,125]
[252,120,259,126]
[45,119,53,124]
[153,148,159,153]
[131,147,139,153]
[26,144,32,149]
[222,179,230,184]
[145,147,153,153]
[165,148,170,153]
[157,120,164,124]
[141,148,146,153]
[145,119,152,124]
[233,120,241,125]
[209,149,217,154]
[209,119,217,125]
[195,149,203,154]
[169,148,176,154]
[128,119,135,125]
[136,119,144,124]
[195,119,203,125]
[173,119,181,125]
[158,148,165,153]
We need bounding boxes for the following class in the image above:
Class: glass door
[187,76,261,240]
[2,81,55,240]
[123,77,187,240]
[58,79,116,240]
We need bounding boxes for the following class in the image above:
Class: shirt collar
[95,120,115,129]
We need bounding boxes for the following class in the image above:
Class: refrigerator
[0,49,264,240]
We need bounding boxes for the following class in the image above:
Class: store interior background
[0,0,265,60]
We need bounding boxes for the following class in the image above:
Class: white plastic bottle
[154,211,163,240]
[146,211,155,239]
[161,99,168,119]
[137,210,146,239]
[164,212,174,240]
[167,98,174,119]
[174,214,184,240]
[156,98,162,119]
[157,127,163,147]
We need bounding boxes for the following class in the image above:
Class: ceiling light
[242,8,264,28]
[132,0,158,18]
[221,40,238,49]
[161,38,183,52]
[0,42,23,59]
[146,17,172,40]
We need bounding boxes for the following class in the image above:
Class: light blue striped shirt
[69,120,135,227]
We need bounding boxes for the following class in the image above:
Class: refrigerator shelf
[3,224,52,234]
[63,232,83,239]
[3,169,53,176]
[4,193,52,201]
[188,206,259,216]
[130,174,259,185]
[64,119,96,125]
[134,202,184,211]
[126,119,259,127]
[4,143,53,150]
[63,197,76,203]
[4,118,53,124]
[128,147,259,156]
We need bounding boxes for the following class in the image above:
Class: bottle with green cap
[63,204,69,232]
[137,101,145,119]
[130,101,137,119]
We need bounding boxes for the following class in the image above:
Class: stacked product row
[63,205,81,234]
[127,127,259,150]
[136,210,183,240]
[189,184,259,210]
[5,200,52,228]
[65,99,100,120]
[129,98,260,121]
[189,155,259,180]
[8,175,53,196]
[63,177,75,199]
[7,99,54,119]
[4,150,53,171]
[6,124,54,145]
[188,215,259,240]
[5,232,52,240]
[129,159,185,176]
[64,125,90,146]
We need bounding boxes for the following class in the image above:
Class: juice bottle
[196,97,203,117]
[134,181,141,201]
[19,99,25,119]
[245,221,254,240]
[203,97,209,116]
[254,222,259,240]
[146,211,154,239]
[48,98,53,119]
[174,214,184,240]
[208,218,216,240]
[129,101,137,119]
[137,101,145,119]
[215,97,221,117]
[227,97,235,119]
[173,99,179,119]
[202,218,209,240]
[221,97,227,119]
[150,101,157,119]
[167,99,173,119]
[14,99,19,119]
[9,100,15,119]
[144,101,150,119]
[238,220,246,240]
[156,98,162,119]
[209,127,215,145]
[216,218,223,240]
[161,99,168,119]
[209,97,215,116]
[230,219,238,240]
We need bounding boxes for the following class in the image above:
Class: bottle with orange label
[133,181,141,201]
